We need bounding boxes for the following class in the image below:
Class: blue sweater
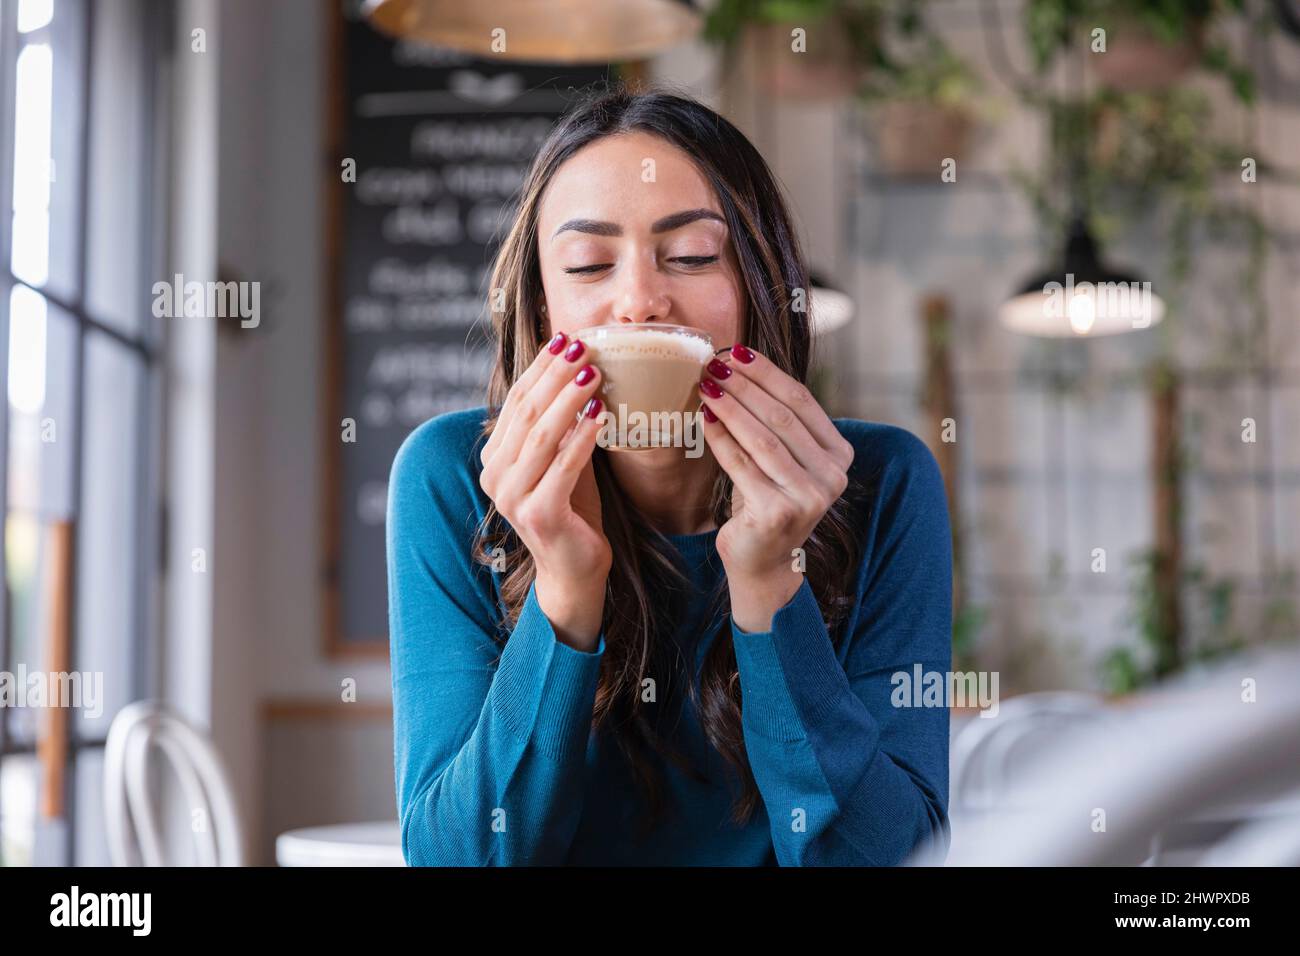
[387,406,952,865]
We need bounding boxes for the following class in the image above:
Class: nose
[612,258,670,325]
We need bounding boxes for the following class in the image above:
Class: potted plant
[1024,0,1256,99]
[861,37,984,176]
[703,0,887,98]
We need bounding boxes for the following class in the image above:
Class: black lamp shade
[1000,217,1166,337]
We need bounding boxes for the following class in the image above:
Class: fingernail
[731,343,755,364]
[699,378,724,400]
[574,364,596,387]
[564,340,586,362]
[706,358,732,380]
[701,403,717,423]
[583,397,603,419]
[547,332,567,354]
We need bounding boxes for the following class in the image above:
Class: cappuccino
[572,324,713,451]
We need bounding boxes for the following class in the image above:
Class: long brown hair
[472,86,866,838]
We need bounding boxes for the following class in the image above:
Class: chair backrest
[104,701,245,866]
[942,648,1300,866]
[950,690,1117,813]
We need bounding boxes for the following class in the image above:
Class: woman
[387,87,952,866]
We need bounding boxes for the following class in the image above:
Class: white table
[276,821,406,867]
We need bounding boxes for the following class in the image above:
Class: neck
[602,442,721,536]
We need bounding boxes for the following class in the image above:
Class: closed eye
[562,255,719,275]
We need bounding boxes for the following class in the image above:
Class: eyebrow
[550,208,726,240]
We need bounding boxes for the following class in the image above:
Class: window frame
[0,0,168,867]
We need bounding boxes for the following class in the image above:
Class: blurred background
[1,0,1298,866]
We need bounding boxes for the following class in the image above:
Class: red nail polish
[706,358,732,379]
[731,343,755,364]
[583,397,603,419]
[574,364,596,386]
[701,403,718,423]
[564,340,586,362]
[699,378,724,400]
[547,332,567,354]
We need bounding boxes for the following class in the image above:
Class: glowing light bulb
[1068,292,1096,335]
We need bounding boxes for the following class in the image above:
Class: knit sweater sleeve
[729,424,953,866]
[386,413,605,866]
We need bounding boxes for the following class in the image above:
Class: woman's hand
[698,344,855,633]
[478,331,610,650]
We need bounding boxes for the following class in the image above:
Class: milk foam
[579,329,713,363]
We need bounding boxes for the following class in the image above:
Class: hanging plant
[1012,86,1295,373]
[1007,3,1299,693]
[1023,0,1260,100]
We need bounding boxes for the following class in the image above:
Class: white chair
[941,689,1164,865]
[103,701,245,866]
[950,691,1117,814]
[941,647,1300,866]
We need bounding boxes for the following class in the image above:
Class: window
[0,0,165,866]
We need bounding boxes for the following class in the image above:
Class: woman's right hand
[478,331,610,651]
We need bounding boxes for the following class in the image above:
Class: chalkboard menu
[324,9,609,653]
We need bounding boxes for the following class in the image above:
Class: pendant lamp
[999,214,1166,337]
[808,270,854,336]
[999,30,1166,338]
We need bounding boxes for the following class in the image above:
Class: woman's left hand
[698,344,855,632]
